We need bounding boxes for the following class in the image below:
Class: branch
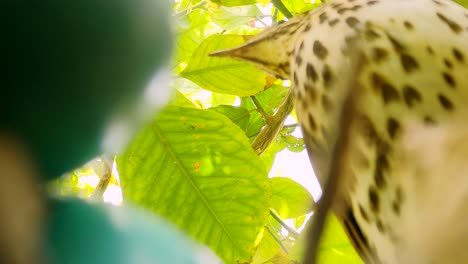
[271,0,293,18]
[90,156,113,200]
[251,89,294,155]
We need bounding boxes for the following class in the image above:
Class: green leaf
[209,105,251,132]
[289,214,363,264]
[283,135,305,153]
[260,136,287,172]
[168,90,197,108]
[252,227,281,264]
[174,9,210,69]
[453,0,468,8]
[270,177,314,219]
[209,5,262,30]
[211,0,257,7]
[117,106,271,264]
[180,34,267,96]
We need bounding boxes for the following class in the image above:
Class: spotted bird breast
[290,0,468,263]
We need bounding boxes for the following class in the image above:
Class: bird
[210,0,468,263]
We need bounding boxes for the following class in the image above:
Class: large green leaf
[270,177,314,219]
[180,34,267,96]
[117,106,271,264]
[289,214,362,264]
[211,0,257,7]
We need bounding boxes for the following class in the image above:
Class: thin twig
[265,225,289,254]
[270,209,300,238]
[90,156,113,200]
[251,96,272,124]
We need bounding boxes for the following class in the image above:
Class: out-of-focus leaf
[168,90,196,108]
[453,0,468,8]
[283,135,305,153]
[260,136,287,172]
[209,5,262,30]
[289,214,363,264]
[117,106,271,264]
[174,9,210,69]
[293,215,307,230]
[252,226,281,264]
[211,0,257,7]
[180,34,267,96]
[270,177,314,219]
[212,92,238,106]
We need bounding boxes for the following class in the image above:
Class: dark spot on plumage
[304,83,318,102]
[403,21,414,30]
[371,47,389,63]
[424,115,437,125]
[375,153,389,189]
[400,53,419,73]
[299,41,304,51]
[319,12,328,24]
[302,23,312,33]
[368,186,380,213]
[301,97,308,109]
[359,115,379,146]
[436,12,462,34]
[453,47,465,63]
[402,85,422,108]
[322,64,333,86]
[395,185,404,204]
[359,204,370,223]
[351,5,362,11]
[442,72,456,88]
[306,63,318,82]
[308,113,318,130]
[293,72,299,86]
[328,19,340,27]
[367,0,379,5]
[321,94,333,112]
[295,56,303,67]
[444,58,453,69]
[386,117,400,140]
[365,28,381,41]
[388,35,405,52]
[337,7,350,14]
[392,201,401,216]
[370,72,400,104]
[438,94,454,111]
[432,0,443,5]
[346,16,360,28]
[313,40,328,60]
[427,45,435,55]
[376,219,385,233]
[344,36,355,47]
[344,208,370,256]
[278,62,290,76]
[331,2,343,9]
